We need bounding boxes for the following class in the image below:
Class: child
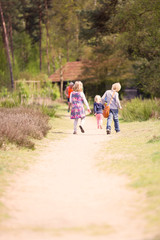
[64,82,74,112]
[70,81,91,134]
[101,82,122,134]
[94,95,104,129]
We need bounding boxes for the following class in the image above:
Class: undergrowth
[0,106,51,149]
[121,98,160,121]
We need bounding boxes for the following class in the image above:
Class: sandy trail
[0,116,152,240]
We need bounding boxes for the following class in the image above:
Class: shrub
[51,83,60,100]
[0,87,9,98]
[40,82,60,100]
[0,107,51,149]
[0,99,20,108]
[40,104,56,117]
[16,81,30,104]
[121,98,160,121]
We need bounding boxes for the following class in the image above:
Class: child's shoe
[106,129,111,134]
[73,131,77,134]
[79,125,85,133]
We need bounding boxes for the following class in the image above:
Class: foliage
[16,81,30,104]
[51,83,60,100]
[0,37,10,87]
[1,0,160,97]
[40,81,60,100]
[40,104,56,117]
[0,106,51,149]
[0,87,9,97]
[121,98,160,122]
[0,99,19,108]
[79,0,160,97]
[0,0,94,88]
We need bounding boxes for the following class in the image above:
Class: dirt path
[0,116,153,240]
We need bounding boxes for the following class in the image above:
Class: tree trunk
[38,0,42,71]
[66,38,69,62]
[0,1,14,89]
[59,54,63,99]
[8,15,14,64]
[52,55,56,72]
[45,0,50,75]
[76,15,79,57]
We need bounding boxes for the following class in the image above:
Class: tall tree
[37,0,42,71]
[0,0,14,88]
[44,0,50,74]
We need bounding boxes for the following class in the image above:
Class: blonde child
[70,81,91,134]
[94,95,104,129]
[101,82,122,134]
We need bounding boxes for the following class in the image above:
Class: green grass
[98,119,160,229]
[121,98,160,121]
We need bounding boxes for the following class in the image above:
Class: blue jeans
[107,109,120,132]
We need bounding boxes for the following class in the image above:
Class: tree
[79,0,160,97]
[0,0,14,88]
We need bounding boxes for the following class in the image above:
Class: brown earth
[0,115,155,240]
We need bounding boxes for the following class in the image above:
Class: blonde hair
[94,95,101,103]
[112,82,121,92]
[73,81,83,92]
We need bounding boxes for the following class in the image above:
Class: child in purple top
[94,95,104,129]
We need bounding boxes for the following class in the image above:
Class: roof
[49,61,87,82]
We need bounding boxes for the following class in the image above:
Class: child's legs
[74,118,79,132]
[96,114,100,127]
[106,111,113,130]
[80,117,85,126]
[96,114,103,128]
[113,109,120,132]
[99,114,103,127]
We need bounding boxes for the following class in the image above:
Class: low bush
[0,107,51,149]
[51,83,60,101]
[121,98,160,121]
[40,104,56,117]
[0,99,20,108]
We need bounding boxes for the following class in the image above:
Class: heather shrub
[121,98,160,121]
[0,107,51,149]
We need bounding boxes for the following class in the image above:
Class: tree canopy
[0,0,160,97]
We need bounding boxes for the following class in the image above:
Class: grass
[98,119,160,230]
[121,98,160,121]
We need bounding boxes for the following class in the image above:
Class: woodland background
[0,0,160,98]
